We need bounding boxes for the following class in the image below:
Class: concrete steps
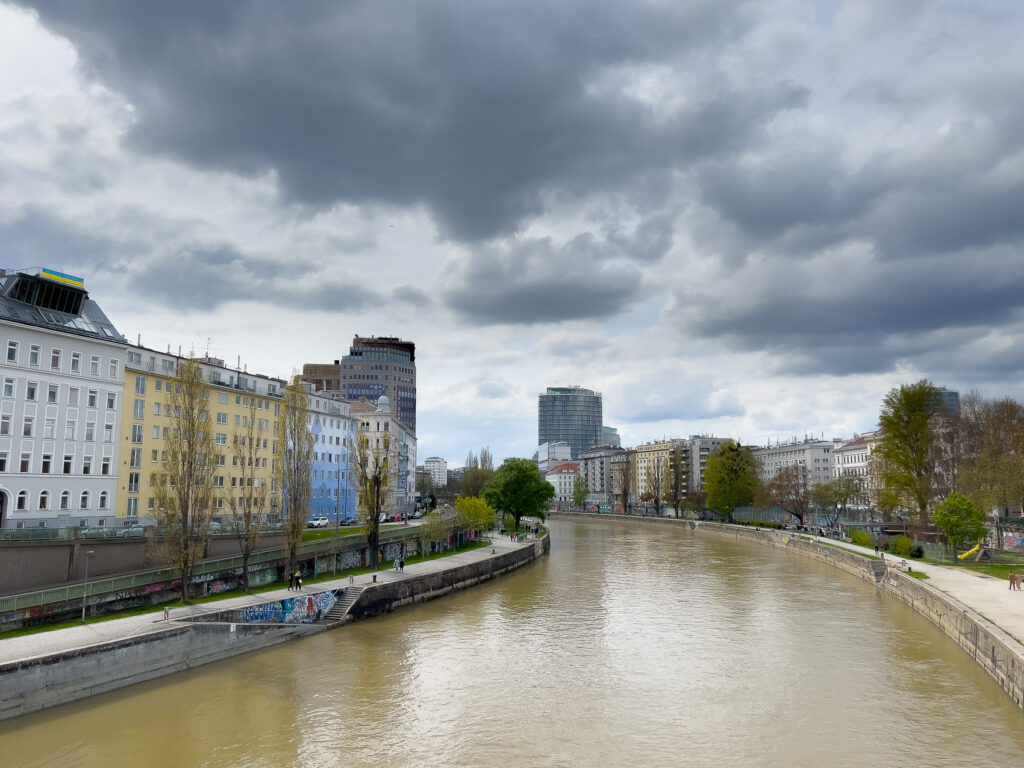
[869,560,888,583]
[322,586,365,624]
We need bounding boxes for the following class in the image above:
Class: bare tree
[152,358,220,602]
[757,465,812,526]
[279,376,313,578]
[666,445,687,518]
[230,393,268,591]
[355,429,392,568]
[614,453,635,514]
[646,456,666,516]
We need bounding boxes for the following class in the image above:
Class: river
[3,518,1023,767]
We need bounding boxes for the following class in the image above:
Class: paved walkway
[0,533,531,665]
[795,531,1024,644]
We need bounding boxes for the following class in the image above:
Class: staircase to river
[322,586,365,625]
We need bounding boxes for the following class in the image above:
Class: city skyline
[2,2,1023,466]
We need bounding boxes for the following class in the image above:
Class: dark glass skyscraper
[538,386,603,459]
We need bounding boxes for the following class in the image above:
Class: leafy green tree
[462,446,496,497]
[420,510,453,551]
[455,495,496,533]
[810,475,862,527]
[875,380,944,524]
[482,458,554,532]
[572,475,588,510]
[704,441,759,522]
[757,465,811,525]
[932,492,988,557]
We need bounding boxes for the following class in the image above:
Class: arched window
[99,491,108,510]
[60,491,70,510]
[39,490,49,510]
[17,491,27,510]
[80,491,89,510]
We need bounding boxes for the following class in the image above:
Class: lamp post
[81,549,94,622]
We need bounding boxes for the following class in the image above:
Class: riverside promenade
[0,533,529,666]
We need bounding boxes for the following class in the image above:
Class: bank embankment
[551,512,1024,712]
[0,534,549,721]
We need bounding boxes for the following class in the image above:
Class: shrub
[893,535,913,557]
[910,544,924,558]
[849,529,872,547]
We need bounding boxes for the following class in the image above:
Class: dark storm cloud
[442,236,643,324]
[16,0,809,242]
[0,208,115,273]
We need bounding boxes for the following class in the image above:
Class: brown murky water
[4,518,1024,767]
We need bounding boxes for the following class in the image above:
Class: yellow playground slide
[958,542,981,560]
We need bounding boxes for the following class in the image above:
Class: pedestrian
[399,558,405,573]
[288,571,294,591]
[295,570,302,590]
[874,544,879,555]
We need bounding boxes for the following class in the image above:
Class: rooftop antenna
[206,338,211,357]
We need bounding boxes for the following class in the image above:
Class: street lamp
[81,549,94,622]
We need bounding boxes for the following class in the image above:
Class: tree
[932,492,988,557]
[152,358,220,602]
[704,441,759,522]
[230,393,268,591]
[355,429,391,568]
[959,398,1024,523]
[421,510,453,550]
[462,446,495,497]
[455,496,496,534]
[757,465,812,526]
[572,474,588,510]
[613,453,635,514]
[645,456,666,516]
[875,380,944,524]
[279,376,314,578]
[811,475,862,527]
[666,445,687,517]
[482,457,554,532]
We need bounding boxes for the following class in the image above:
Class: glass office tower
[538,386,603,459]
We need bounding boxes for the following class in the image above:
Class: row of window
[3,377,118,409]
[1,413,115,441]
[10,489,110,512]
[6,342,118,380]
[0,451,113,474]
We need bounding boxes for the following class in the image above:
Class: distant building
[538,386,602,459]
[0,268,126,529]
[686,435,728,492]
[424,456,447,487]
[937,387,960,415]
[302,335,416,432]
[601,426,621,447]
[578,444,626,505]
[754,439,835,488]
[546,462,579,505]
[348,395,416,517]
[535,441,572,474]
[307,390,358,523]
[634,440,687,500]
[833,429,882,509]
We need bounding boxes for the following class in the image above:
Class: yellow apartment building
[117,346,285,523]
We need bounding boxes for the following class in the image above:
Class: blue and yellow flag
[40,268,84,288]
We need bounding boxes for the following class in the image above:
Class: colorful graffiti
[339,550,361,570]
[241,590,337,624]
[1003,531,1024,550]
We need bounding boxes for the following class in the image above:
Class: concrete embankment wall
[550,514,1024,711]
[0,535,549,722]
[0,622,319,721]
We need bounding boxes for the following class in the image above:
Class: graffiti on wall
[340,550,361,570]
[241,590,338,624]
[1003,531,1024,550]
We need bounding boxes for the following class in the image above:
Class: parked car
[308,516,330,529]
[117,524,146,538]
[340,516,358,526]
[209,521,223,534]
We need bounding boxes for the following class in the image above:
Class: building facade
[538,386,603,459]
[535,440,572,474]
[546,462,579,505]
[424,456,447,487]
[308,390,358,523]
[0,268,126,529]
[687,435,727,492]
[349,395,417,518]
[578,444,626,505]
[754,439,835,488]
[634,440,688,501]
[302,335,417,433]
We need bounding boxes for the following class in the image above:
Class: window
[155,380,162,392]
[63,455,72,473]
[109,359,118,380]
[131,424,143,443]
[135,375,146,395]
[22,416,33,437]
[47,384,58,404]
[152,426,160,439]
[154,402,161,416]
[17,491,27,510]
[20,452,30,472]
[90,356,100,376]
[51,349,61,371]
[86,421,95,441]
[128,472,140,492]
[83,456,92,475]
[106,393,116,410]
[80,491,89,509]
[26,382,36,401]
[214,476,224,487]
[65,421,76,440]
[217,392,228,404]
[88,389,97,408]
[39,491,49,510]
[151,449,159,462]
[101,457,111,475]
[60,491,70,510]
[130,448,142,468]
[71,353,81,373]
[215,433,227,445]
[68,387,79,406]
[41,454,51,473]
[104,423,113,442]
[0,451,6,472]
[217,412,227,424]
[3,377,13,397]
[99,491,109,509]
[147,497,155,511]
[133,399,145,419]
[7,340,18,363]
[126,498,138,517]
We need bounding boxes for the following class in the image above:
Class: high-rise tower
[538,386,602,459]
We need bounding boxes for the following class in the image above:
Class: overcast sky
[2,1,1023,466]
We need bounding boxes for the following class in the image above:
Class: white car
[308,516,330,529]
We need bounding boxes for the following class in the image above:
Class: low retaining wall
[560,513,1024,712]
[0,621,320,721]
[0,534,550,721]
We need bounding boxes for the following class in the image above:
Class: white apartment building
[349,395,417,517]
[578,444,626,505]
[754,439,835,487]
[833,429,882,508]
[424,456,447,487]
[0,268,126,529]
[687,435,727,491]
[546,462,578,504]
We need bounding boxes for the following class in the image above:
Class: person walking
[288,571,294,591]
[295,570,302,590]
